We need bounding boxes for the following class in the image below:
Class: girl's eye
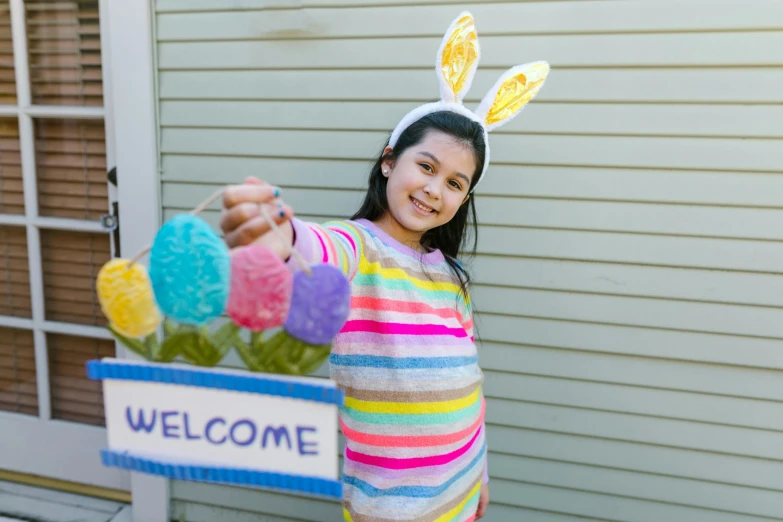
[420,163,434,173]
[449,180,462,190]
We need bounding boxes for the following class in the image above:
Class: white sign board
[87,358,343,498]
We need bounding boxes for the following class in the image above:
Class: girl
[219,12,548,522]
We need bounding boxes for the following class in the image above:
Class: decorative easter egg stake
[227,206,350,375]
[96,258,162,340]
[89,186,346,500]
[241,264,351,375]
[226,243,293,331]
[149,214,231,326]
[95,187,351,376]
[287,264,351,346]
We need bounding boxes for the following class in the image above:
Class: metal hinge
[100,213,118,232]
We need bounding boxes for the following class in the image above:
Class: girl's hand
[476,484,490,519]
[220,176,294,256]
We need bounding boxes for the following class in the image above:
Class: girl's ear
[381,146,394,177]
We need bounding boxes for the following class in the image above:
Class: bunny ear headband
[388,12,550,190]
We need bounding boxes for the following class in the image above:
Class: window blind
[25,0,102,107]
[48,333,111,426]
[35,118,108,221]
[0,118,22,215]
[40,229,110,327]
[0,328,38,416]
[0,1,16,105]
[0,225,31,319]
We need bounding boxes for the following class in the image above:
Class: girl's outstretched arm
[286,218,362,281]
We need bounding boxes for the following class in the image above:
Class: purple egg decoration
[284,264,351,346]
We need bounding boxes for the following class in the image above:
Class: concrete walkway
[0,481,129,522]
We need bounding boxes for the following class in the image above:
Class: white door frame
[0,0,169,517]
[0,0,126,492]
[105,0,169,519]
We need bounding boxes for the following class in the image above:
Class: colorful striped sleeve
[287,218,362,280]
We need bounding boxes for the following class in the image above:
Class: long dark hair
[351,110,486,300]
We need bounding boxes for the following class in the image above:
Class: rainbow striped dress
[288,218,488,522]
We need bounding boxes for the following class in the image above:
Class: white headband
[388,12,550,190]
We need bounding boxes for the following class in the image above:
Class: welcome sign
[87,358,343,498]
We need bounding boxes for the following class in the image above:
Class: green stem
[144,332,161,360]
[250,331,264,357]
[163,319,178,339]
[233,334,260,371]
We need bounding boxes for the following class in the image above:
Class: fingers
[224,202,293,249]
[222,183,280,212]
[221,202,262,234]
[243,176,265,185]
[220,178,293,248]
[222,199,291,234]
[221,183,283,235]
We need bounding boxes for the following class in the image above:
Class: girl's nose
[423,182,440,200]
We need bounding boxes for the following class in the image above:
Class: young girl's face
[381,130,476,240]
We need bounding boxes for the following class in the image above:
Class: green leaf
[212,322,240,361]
[172,332,204,365]
[202,324,235,366]
[299,344,332,375]
[270,338,306,375]
[107,324,150,360]
[185,332,220,367]
[233,334,262,371]
[258,330,288,367]
[290,340,306,363]
[156,332,186,363]
[213,322,240,345]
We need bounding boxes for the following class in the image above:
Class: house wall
[153,1,783,520]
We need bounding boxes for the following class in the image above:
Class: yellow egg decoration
[96,259,163,338]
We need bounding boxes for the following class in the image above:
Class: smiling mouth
[411,197,437,214]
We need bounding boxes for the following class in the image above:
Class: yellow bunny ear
[475,61,550,131]
[437,12,480,104]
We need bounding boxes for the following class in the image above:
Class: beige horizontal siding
[168,206,783,275]
[160,128,783,172]
[155,0,783,35]
[157,33,783,69]
[159,68,783,103]
[161,156,783,207]
[156,0,783,521]
[160,100,783,138]
[164,183,783,241]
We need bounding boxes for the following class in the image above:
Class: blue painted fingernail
[279,210,285,218]
[274,188,280,198]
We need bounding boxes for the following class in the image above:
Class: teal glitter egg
[149,215,231,325]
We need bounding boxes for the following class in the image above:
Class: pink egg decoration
[226,244,293,331]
